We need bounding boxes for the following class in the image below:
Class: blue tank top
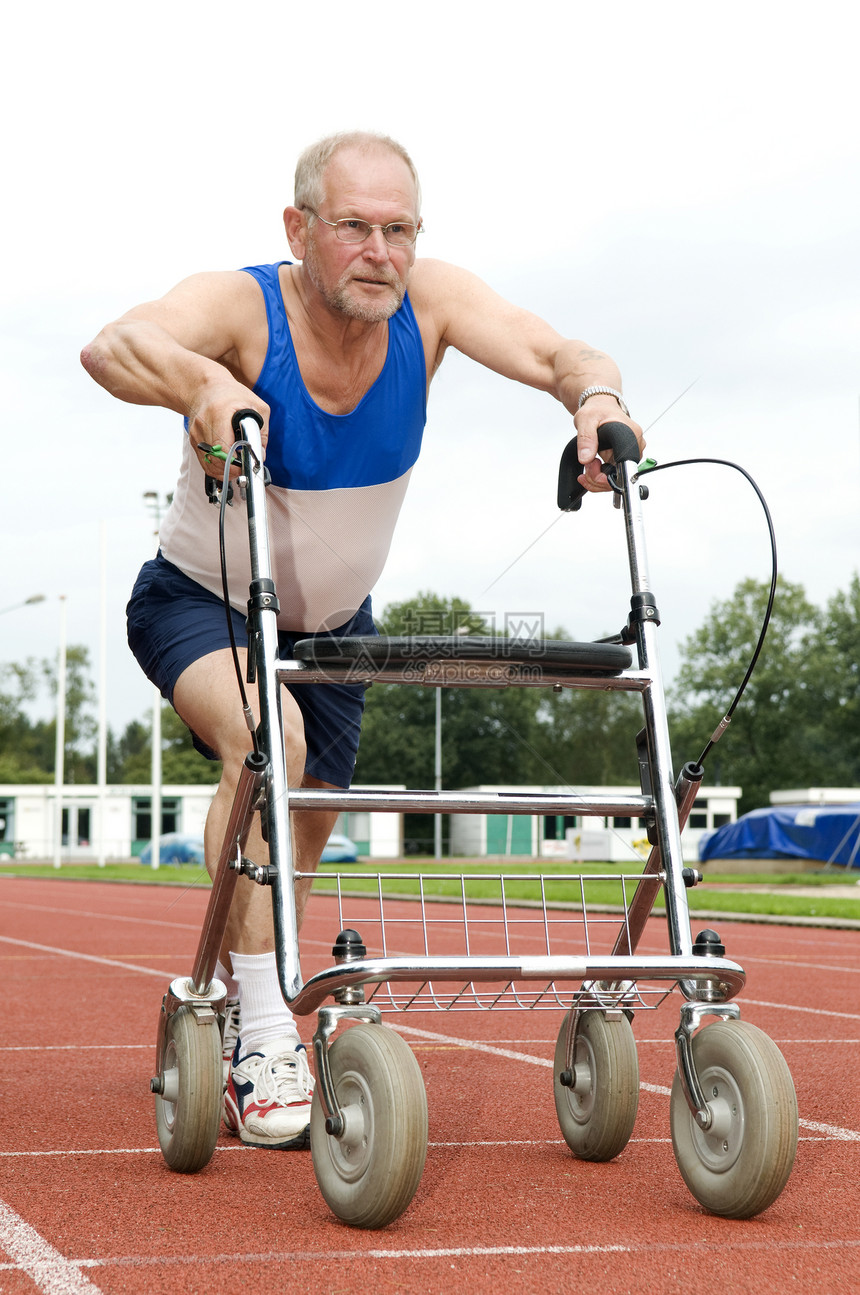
[162,261,428,630]
[240,262,427,489]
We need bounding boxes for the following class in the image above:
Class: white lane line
[0,935,176,979]
[0,1198,104,1293]
[394,1022,555,1068]
[392,1022,860,1141]
[5,936,859,1141]
[742,997,860,1021]
[8,1044,152,1051]
[744,957,860,976]
[1,900,203,932]
[0,907,367,957]
[0,1128,839,1163]
[5,1236,860,1274]
[9,1037,860,1051]
[0,1146,244,1159]
[8,888,859,973]
[613,937,860,977]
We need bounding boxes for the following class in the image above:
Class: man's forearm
[552,340,625,417]
[80,319,225,416]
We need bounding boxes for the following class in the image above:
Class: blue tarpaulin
[699,804,860,867]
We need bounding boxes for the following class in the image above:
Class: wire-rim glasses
[302,208,423,247]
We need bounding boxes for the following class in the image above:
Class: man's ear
[283,206,307,258]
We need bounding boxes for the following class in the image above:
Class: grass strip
[3,858,860,921]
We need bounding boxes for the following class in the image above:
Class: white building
[770,788,860,806]
[448,784,741,864]
[0,783,403,863]
[0,780,739,865]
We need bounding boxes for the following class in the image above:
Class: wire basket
[303,869,677,1013]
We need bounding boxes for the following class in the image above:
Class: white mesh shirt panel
[160,438,412,632]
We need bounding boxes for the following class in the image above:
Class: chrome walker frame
[155,415,748,1140]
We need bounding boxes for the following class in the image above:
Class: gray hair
[294,131,422,216]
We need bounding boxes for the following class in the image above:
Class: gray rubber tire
[670,1019,798,1218]
[310,1024,428,1228]
[154,1006,223,1174]
[553,1009,640,1161]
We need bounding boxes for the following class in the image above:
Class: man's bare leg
[172,645,341,1148]
[173,646,339,959]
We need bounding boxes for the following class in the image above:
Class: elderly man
[81,130,643,1150]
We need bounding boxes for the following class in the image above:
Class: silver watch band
[578,386,630,417]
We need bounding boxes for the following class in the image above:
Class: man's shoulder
[407,259,487,339]
[122,267,273,369]
[136,267,267,318]
[409,257,478,298]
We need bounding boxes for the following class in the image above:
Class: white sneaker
[223,1037,314,1149]
[221,999,241,1088]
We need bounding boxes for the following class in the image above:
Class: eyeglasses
[302,208,423,247]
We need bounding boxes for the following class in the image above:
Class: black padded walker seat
[292,634,632,676]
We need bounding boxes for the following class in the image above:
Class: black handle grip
[231,408,264,435]
[557,420,641,512]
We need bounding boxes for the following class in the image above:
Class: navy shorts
[127,553,376,788]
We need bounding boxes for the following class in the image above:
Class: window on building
[61,806,91,847]
[543,814,578,840]
[688,798,709,829]
[0,798,13,856]
[132,797,180,840]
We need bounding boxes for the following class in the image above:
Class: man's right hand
[187,382,270,478]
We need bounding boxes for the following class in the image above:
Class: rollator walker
[151,413,798,1229]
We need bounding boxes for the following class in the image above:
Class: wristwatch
[578,386,630,417]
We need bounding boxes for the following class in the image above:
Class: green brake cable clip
[198,442,230,464]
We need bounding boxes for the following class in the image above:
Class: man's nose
[361,227,390,259]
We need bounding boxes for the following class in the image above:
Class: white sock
[231,950,300,1053]
[215,959,238,1000]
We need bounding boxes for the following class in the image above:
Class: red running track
[1,875,859,1295]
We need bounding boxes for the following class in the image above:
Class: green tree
[0,649,97,783]
[42,645,97,783]
[0,659,53,782]
[534,689,643,786]
[107,719,150,783]
[353,593,553,850]
[354,592,548,788]
[1,650,221,787]
[114,706,221,785]
[162,706,222,784]
[806,574,860,783]
[668,576,828,812]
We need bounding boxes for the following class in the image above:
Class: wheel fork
[675,1000,741,1130]
[313,1003,383,1135]
[151,976,227,1095]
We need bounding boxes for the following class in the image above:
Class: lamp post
[0,593,46,616]
[434,626,471,860]
[53,596,67,869]
[97,522,108,866]
[1,595,49,860]
[142,492,171,869]
[434,688,442,860]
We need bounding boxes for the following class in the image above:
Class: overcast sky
[1,1,858,740]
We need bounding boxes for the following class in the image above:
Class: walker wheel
[553,1009,640,1161]
[670,1019,798,1218]
[310,1024,428,1228]
[153,1005,222,1173]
